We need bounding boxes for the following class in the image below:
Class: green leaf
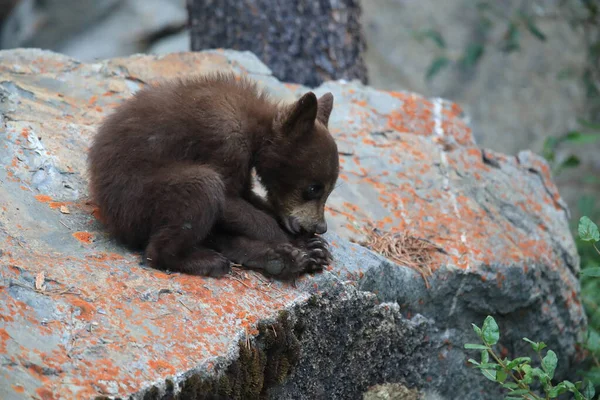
[508,389,531,395]
[467,358,480,366]
[537,342,547,352]
[542,136,559,162]
[560,380,577,390]
[573,388,585,400]
[426,57,450,81]
[475,362,500,370]
[421,29,446,48]
[582,380,595,399]
[461,43,485,68]
[563,131,600,144]
[481,350,489,364]
[585,329,600,352]
[502,382,519,389]
[482,368,497,381]
[558,155,581,170]
[496,369,508,383]
[532,367,551,386]
[522,337,538,350]
[547,382,569,398]
[579,216,600,242]
[580,267,600,277]
[522,14,546,41]
[521,365,533,384]
[472,323,483,337]
[502,22,521,52]
[464,343,489,350]
[482,316,500,345]
[504,397,523,400]
[506,357,532,370]
[523,338,547,353]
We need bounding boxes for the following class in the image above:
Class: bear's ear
[281,92,318,134]
[317,92,334,127]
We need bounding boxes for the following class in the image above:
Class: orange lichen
[12,385,25,393]
[35,387,57,400]
[88,95,98,106]
[148,359,176,375]
[0,328,9,353]
[34,194,52,203]
[72,231,93,244]
[48,201,70,210]
[67,297,96,321]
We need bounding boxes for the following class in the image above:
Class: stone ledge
[0,49,585,399]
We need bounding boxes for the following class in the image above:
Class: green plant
[577,216,600,385]
[465,315,595,399]
[416,2,548,81]
[417,1,600,92]
[542,121,600,176]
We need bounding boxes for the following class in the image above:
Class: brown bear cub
[88,73,339,280]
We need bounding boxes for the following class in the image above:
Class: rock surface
[0,49,585,399]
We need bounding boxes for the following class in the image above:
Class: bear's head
[257,91,339,236]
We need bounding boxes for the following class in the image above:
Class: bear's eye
[303,184,324,201]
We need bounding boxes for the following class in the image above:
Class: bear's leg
[219,196,333,270]
[144,164,231,277]
[206,233,331,280]
[220,196,289,243]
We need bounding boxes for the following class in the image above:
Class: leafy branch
[417,2,548,81]
[465,316,595,399]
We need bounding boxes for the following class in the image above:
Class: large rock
[0,49,585,399]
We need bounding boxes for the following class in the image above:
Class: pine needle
[361,226,441,289]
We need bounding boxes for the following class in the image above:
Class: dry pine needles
[361,226,442,288]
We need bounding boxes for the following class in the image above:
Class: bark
[187,0,368,87]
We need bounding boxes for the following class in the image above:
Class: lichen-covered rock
[0,49,585,399]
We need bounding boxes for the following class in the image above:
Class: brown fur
[88,73,339,279]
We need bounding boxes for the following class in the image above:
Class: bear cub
[88,73,339,280]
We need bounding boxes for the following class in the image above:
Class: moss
[259,311,300,388]
[307,294,320,307]
[166,309,301,400]
[143,386,160,400]
[165,378,175,394]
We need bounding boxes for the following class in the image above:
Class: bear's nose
[315,221,327,234]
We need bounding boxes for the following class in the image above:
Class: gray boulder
[0,48,585,399]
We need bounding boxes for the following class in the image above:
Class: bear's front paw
[293,236,332,272]
[264,243,319,279]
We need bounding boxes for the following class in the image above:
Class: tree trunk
[187,0,368,87]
